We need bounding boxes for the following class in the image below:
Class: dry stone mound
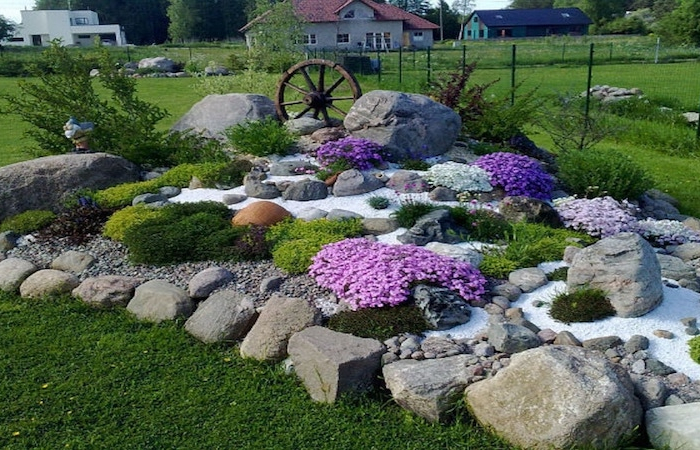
[0,153,140,221]
[465,345,642,450]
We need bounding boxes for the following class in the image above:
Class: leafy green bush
[327,303,432,341]
[0,43,174,166]
[690,336,700,365]
[121,201,268,265]
[557,148,653,201]
[224,117,296,157]
[0,210,56,234]
[478,254,518,279]
[391,200,438,228]
[399,158,431,171]
[449,207,510,242]
[102,205,164,242]
[37,205,115,245]
[266,218,363,274]
[549,287,616,324]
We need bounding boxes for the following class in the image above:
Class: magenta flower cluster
[473,152,554,200]
[555,196,639,238]
[313,137,385,171]
[309,238,487,310]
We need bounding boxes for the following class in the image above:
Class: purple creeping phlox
[473,152,554,201]
[309,238,487,310]
[313,137,385,171]
[554,196,639,238]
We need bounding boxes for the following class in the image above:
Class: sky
[0,0,512,25]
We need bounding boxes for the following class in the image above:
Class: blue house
[464,8,592,40]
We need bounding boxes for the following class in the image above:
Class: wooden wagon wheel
[275,59,362,126]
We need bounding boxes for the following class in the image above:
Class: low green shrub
[121,202,267,265]
[266,218,363,274]
[94,162,250,208]
[327,303,432,341]
[224,116,296,157]
[102,205,164,242]
[0,210,56,234]
[478,254,519,279]
[367,195,391,210]
[391,200,438,228]
[547,267,569,282]
[449,207,510,242]
[37,205,115,245]
[557,148,653,201]
[399,158,431,171]
[690,336,700,365]
[549,287,616,324]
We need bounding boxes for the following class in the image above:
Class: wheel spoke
[325,77,346,96]
[280,99,305,106]
[320,106,331,123]
[326,95,356,101]
[283,81,309,96]
[328,104,348,116]
[318,65,325,91]
[300,67,317,92]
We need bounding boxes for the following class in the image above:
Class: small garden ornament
[63,116,94,153]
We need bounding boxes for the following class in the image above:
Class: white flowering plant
[423,161,493,193]
[636,218,700,246]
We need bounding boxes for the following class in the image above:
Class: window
[561,13,570,18]
[9,37,24,42]
[365,32,390,49]
[478,30,484,38]
[74,17,88,25]
[343,9,355,19]
[413,31,423,42]
[337,33,349,44]
[78,34,91,39]
[303,34,317,45]
[473,16,478,23]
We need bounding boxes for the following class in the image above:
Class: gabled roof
[471,8,592,27]
[241,0,438,32]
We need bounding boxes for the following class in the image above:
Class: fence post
[561,43,566,63]
[427,47,431,84]
[654,37,660,64]
[377,51,381,84]
[462,44,467,76]
[511,44,516,106]
[399,46,403,84]
[583,43,595,150]
[609,42,613,61]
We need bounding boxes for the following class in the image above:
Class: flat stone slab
[646,402,700,449]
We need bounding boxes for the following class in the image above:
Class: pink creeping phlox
[309,238,487,310]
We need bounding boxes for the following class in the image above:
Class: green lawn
[0,293,516,450]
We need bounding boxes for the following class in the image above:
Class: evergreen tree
[0,16,16,42]
[656,0,700,44]
[508,0,555,8]
[388,0,431,15]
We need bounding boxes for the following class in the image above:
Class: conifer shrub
[391,201,438,228]
[549,287,616,324]
[102,205,164,242]
[121,201,268,265]
[266,218,363,274]
[478,254,519,279]
[690,336,700,365]
[556,148,653,201]
[0,210,56,235]
[327,303,432,341]
[367,195,391,210]
[547,267,569,282]
[449,206,510,242]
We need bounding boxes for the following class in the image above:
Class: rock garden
[1,52,700,449]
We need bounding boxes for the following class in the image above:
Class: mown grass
[0,292,516,450]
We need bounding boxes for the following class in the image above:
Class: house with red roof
[241,0,439,50]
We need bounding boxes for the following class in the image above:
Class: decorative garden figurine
[63,116,94,153]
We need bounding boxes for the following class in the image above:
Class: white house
[7,9,126,47]
[241,0,439,51]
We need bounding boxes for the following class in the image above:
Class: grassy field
[0,293,517,449]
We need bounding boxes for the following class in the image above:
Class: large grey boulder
[72,275,143,308]
[397,209,466,246]
[19,269,80,299]
[412,284,471,330]
[288,326,384,403]
[646,402,700,449]
[332,169,384,197]
[282,179,328,201]
[187,267,234,299]
[567,232,663,318]
[0,257,38,293]
[508,267,548,293]
[465,345,643,450]
[171,94,277,140]
[344,90,461,162]
[0,153,141,221]
[239,294,322,362]
[127,279,194,323]
[138,56,176,72]
[487,322,541,354]
[50,250,95,274]
[382,354,473,422]
[184,290,258,344]
[657,253,699,291]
